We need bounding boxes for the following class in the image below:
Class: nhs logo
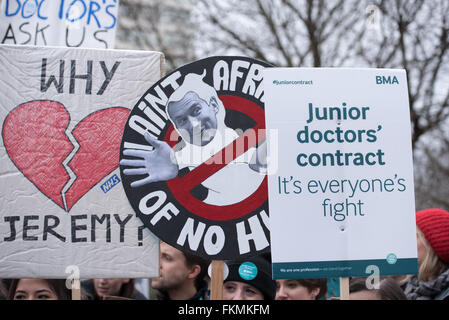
[101,174,121,194]
[376,75,399,85]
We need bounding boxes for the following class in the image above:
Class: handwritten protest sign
[264,68,418,279]
[0,44,163,278]
[0,0,119,48]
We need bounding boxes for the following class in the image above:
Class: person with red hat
[404,208,449,300]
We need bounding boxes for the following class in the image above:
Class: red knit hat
[416,208,449,264]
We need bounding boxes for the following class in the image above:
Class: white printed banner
[264,68,418,279]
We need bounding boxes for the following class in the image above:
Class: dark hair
[183,252,209,289]
[377,278,408,300]
[90,279,136,300]
[350,277,407,300]
[115,279,136,299]
[8,279,71,300]
[296,278,328,300]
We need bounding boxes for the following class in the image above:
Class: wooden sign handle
[71,279,81,300]
[210,260,224,300]
[339,277,350,300]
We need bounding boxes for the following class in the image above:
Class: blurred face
[275,279,319,300]
[151,242,193,291]
[13,279,58,300]
[167,91,218,146]
[93,279,129,298]
[223,281,264,300]
[350,290,381,300]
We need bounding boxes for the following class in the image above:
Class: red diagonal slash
[176,123,265,191]
[165,95,268,221]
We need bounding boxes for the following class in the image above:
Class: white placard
[264,68,418,279]
[0,0,119,48]
[0,44,163,278]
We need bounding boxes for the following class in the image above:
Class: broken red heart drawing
[2,100,130,212]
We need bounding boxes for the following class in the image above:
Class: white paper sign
[264,68,418,279]
[0,44,163,278]
[0,0,119,48]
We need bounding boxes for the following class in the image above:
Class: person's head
[8,279,71,300]
[93,279,135,299]
[275,278,327,300]
[166,71,226,147]
[416,208,449,281]
[223,255,276,300]
[349,277,407,300]
[151,242,208,299]
[167,91,219,146]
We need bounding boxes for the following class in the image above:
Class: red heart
[2,100,130,211]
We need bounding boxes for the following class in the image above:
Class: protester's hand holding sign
[121,132,179,187]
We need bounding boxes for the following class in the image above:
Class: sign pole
[71,279,81,300]
[339,277,350,300]
[210,260,224,300]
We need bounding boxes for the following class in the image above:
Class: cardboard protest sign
[120,56,271,260]
[0,0,119,48]
[0,44,163,278]
[264,68,418,279]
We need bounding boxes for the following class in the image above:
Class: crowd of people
[1,208,448,300]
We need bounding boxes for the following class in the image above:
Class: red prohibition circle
[163,95,268,221]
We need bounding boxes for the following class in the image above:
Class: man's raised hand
[120,132,179,187]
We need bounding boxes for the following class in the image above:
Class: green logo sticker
[386,253,397,265]
[239,262,258,280]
